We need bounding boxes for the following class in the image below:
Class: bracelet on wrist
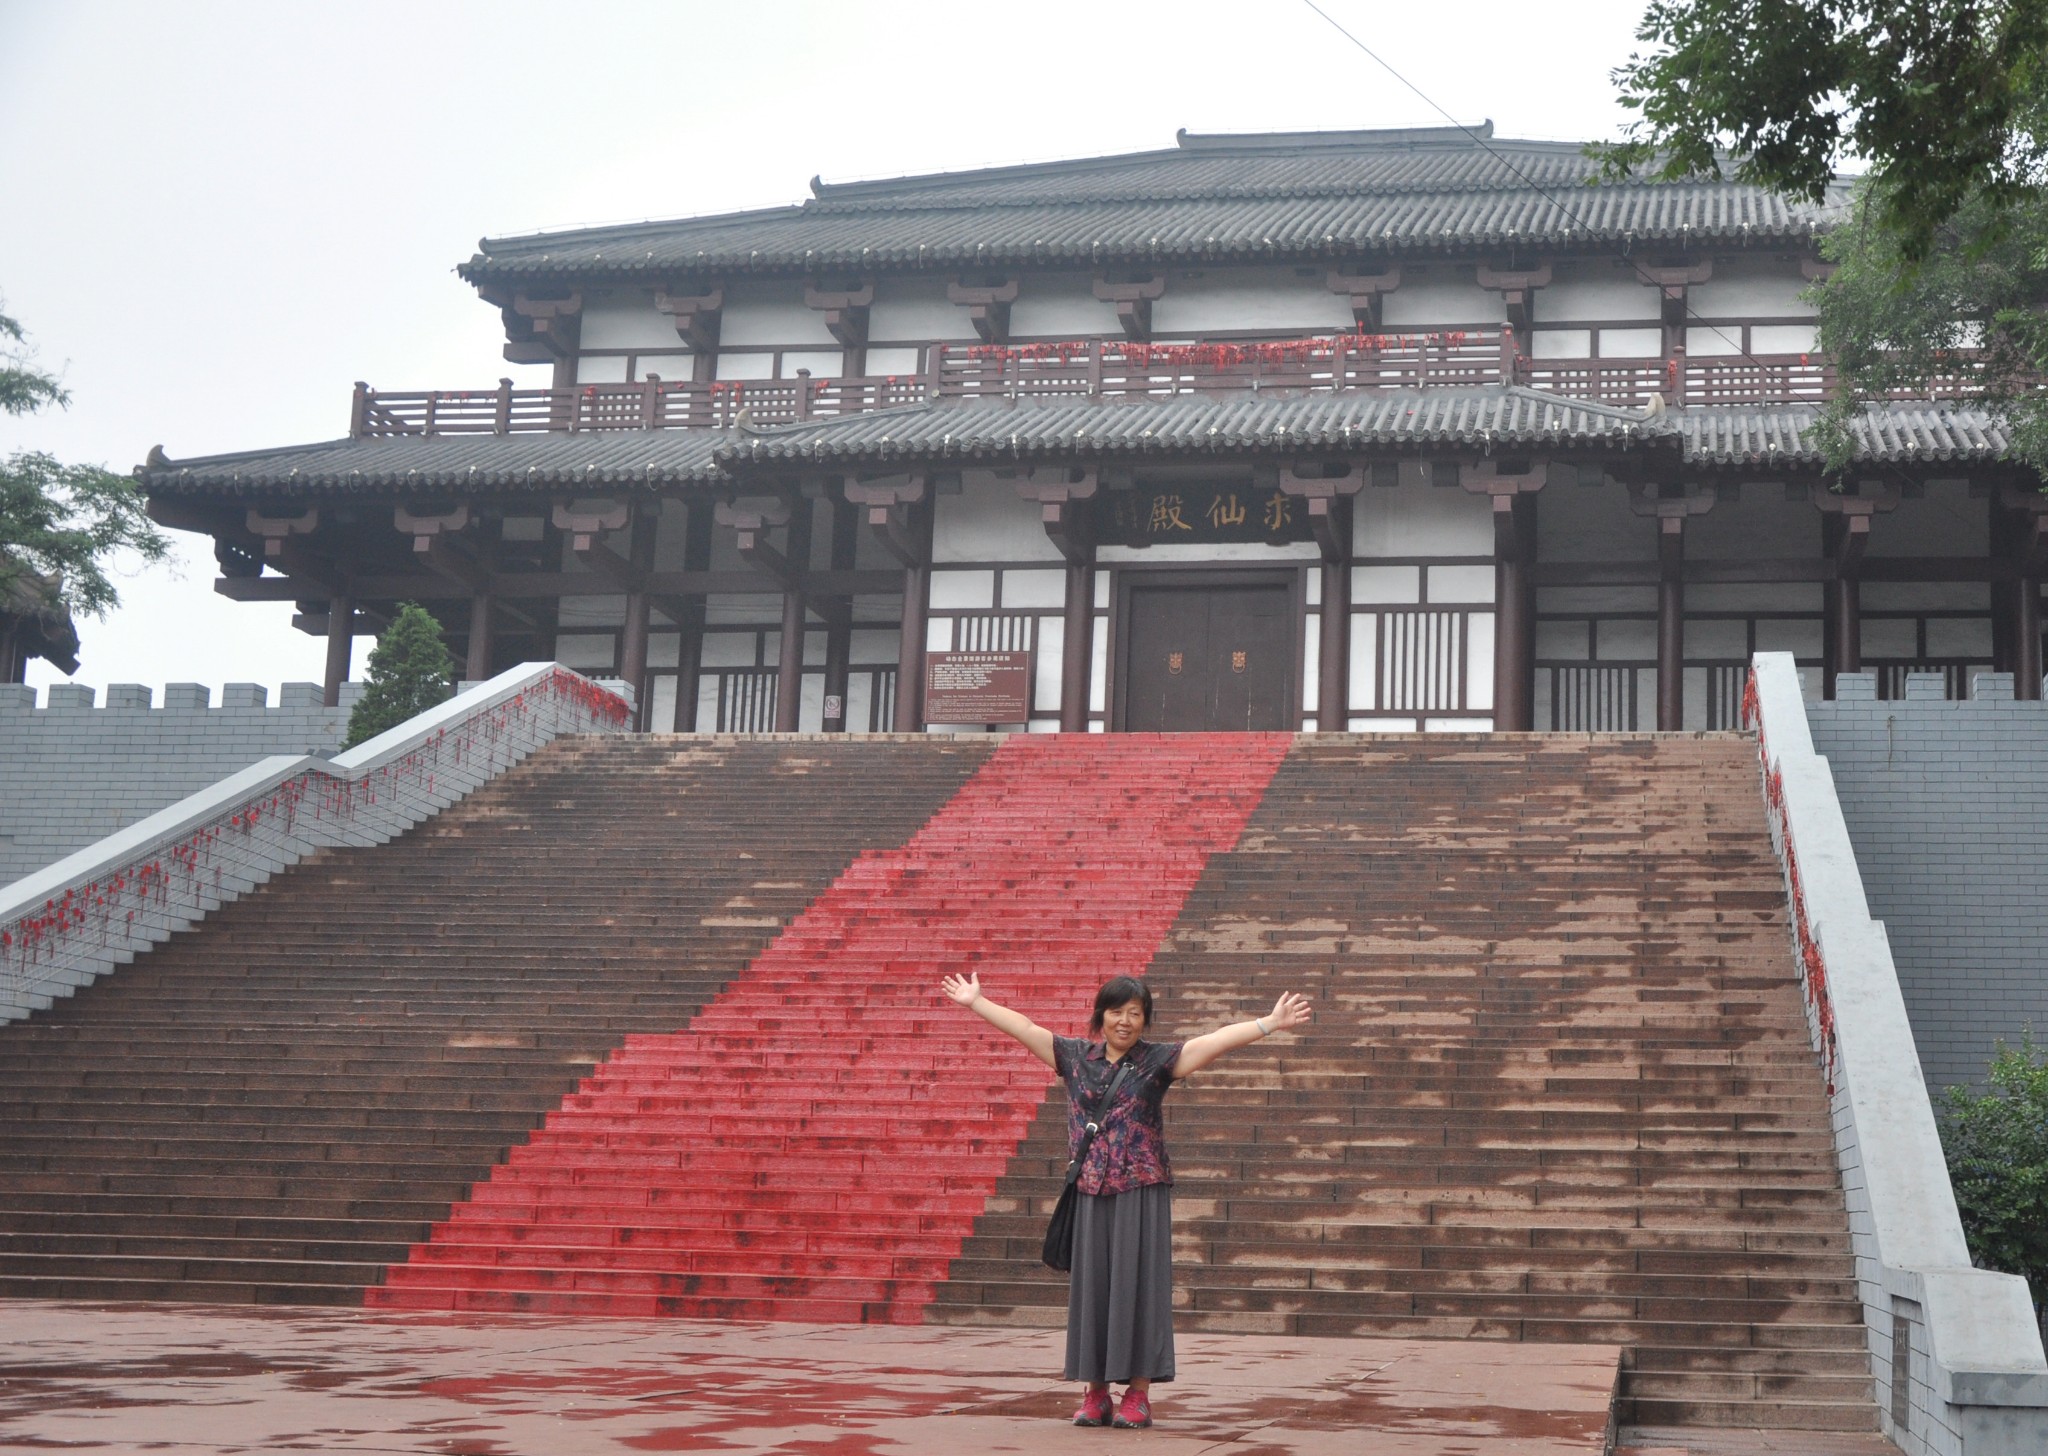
[1255,1017,1270,1037]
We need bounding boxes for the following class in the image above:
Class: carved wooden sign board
[1098,484,1315,547]
[924,651,1032,724]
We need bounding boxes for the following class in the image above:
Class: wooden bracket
[1093,272,1166,341]
[245,507,318,559]
[1009,467,1099,566]
[844,474,928,568]
[497,291,583,363]
[1325,265,1401,329]
[804,280,874,350]
[715,498,797,588]
[1998,484,2048,570]
[947,276,1019,344]
[1278,463,1364,562]
[551,500,629,553]
[1476,263,1552,333]
[394,504,470,550]
[654,287,724,352]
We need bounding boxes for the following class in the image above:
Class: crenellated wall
[0,681,362,886]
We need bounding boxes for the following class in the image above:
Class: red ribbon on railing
[1746,666,1839,1095]
[960,331,1474,369]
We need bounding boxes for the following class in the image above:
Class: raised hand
[1267,990,1312,1032]
[940,971,983,1009]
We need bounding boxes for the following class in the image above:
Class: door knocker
[1167,651,1184,675]
[1232,650,1248,673]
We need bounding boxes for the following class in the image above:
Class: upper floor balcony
[347,330,1965,440]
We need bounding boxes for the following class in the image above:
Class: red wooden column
[1012,468,1101,732]
[619,511,656,731]
[465,592,495,683]
[1278,464,1362,732]
[672,501,714,731]
[772,497,815,733]
[1632,483,1715,731]
[821,494,858,732]
[844,476,935,733]
[2003,487,2048,700]
[322,594,353,708]
[1815,488,1895,697]
[1466,462,1547,732]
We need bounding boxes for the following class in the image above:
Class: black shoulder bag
[1041,1058,1134,1273]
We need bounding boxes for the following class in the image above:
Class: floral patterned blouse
[1053,1035,1183,1196]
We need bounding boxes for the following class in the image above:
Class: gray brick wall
[1809,671,2048,1094]
[0,682,364,886]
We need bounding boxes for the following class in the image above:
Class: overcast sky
[0,0,1650,700]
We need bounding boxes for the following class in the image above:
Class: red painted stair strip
[367,732,1292,1320]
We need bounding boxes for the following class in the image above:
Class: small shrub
[343,602,454,748]
[1941,1037,2048,1308]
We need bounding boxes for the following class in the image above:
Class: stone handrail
[1745,651,2048,1455]
[0,663,631,1023]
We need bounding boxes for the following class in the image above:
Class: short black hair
[1089,976,1154,1034]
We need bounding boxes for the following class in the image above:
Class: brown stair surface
[927,734,1873,1434]
[0,733,993,1308]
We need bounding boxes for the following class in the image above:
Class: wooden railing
[348,334,1966,439]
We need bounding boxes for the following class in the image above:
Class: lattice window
[951,613,1035,652]
[714,669,778,733]
[1547,665,1639,731]
[1378,610,1466,713]
[1703,665,1749,730]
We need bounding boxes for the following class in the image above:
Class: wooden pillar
[773,497,814,733]
[1832,575,1862,680]
[323,594,354,708]
[822,494,856,732]
[672,501,713,731]
[891,496,934,732]
[1656,518,1684,731]
[1319,556,1350,731]
[619,511,655,731]
[1491,496,1536,731]
[1061,559,1095,732]
[465,592,494,683]
[2020,570,2044,700]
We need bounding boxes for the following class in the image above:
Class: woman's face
[1100,997,1147,1056]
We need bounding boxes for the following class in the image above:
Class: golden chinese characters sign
[1098,485,1314,547]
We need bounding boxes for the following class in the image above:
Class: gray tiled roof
[462,127,1842,285]
[716,388,1674,468]
[140,396,2014,498]
[141,428,730,495]
[1682,403,2010,466]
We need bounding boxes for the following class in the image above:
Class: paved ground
[0,1302,1622,1454]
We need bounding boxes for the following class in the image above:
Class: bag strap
[1064,1058,1136,1187]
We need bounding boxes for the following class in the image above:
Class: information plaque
[924,650,1032,724]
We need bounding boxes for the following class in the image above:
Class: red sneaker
[1112,1389,1152,1428]
[1072,1387,1112,1426]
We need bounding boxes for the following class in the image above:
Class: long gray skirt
[1063,1182,1175,1384]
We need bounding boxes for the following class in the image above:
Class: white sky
[0,0,1649,701]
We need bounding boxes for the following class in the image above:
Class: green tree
[1,307,170,624]
[1596,0,2048,262]
[1941,1038,2048,1307]
[344,602,455,748]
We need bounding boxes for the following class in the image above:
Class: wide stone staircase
[0,735,992,1304]
[0,729,1871,1433]
[927,734,1871,1431]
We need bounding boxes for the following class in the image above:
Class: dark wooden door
[1123,583,1293,731]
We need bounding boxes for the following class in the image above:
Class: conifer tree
[343,602,454,748]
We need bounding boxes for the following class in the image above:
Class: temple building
[140,124,2046,734]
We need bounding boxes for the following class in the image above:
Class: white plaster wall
[865,346,921,376]
[559,594,627,627]
[1537,620,1590,659]
[555,634,616,669]
[1353,481,1493,557]
[581,295,687,350]
[698,631,761,667]
[1009,272,1119,338]
[1862,582,1991,613]
[935,475,1063,563]
[1688,581,1824,614]
[719,280,838,347]
[1380,268,1507,328]
[704,592,779,627]
[929,569,995,609]
[1002,569,1067,609]
[1686,619,1751,658]
[869,277,980,343]
[1532,330,1593,359]
[1034,616,1065,712]
[1686,324,1749,357]
[781,349,843,377]
[1603,326,1663,356]
[1151,266,1354,335]
[1352,565,1420,604]
[1466,613,1495,709]
[1534,264,1662,322]
[1428,564,1495,604]
[1539,585,1659,615]
[1097,542,1320,564]
[575,355,630,384]
[714,353,776,381]
[1752,323,1819,353]
[1691,258,1815,318]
